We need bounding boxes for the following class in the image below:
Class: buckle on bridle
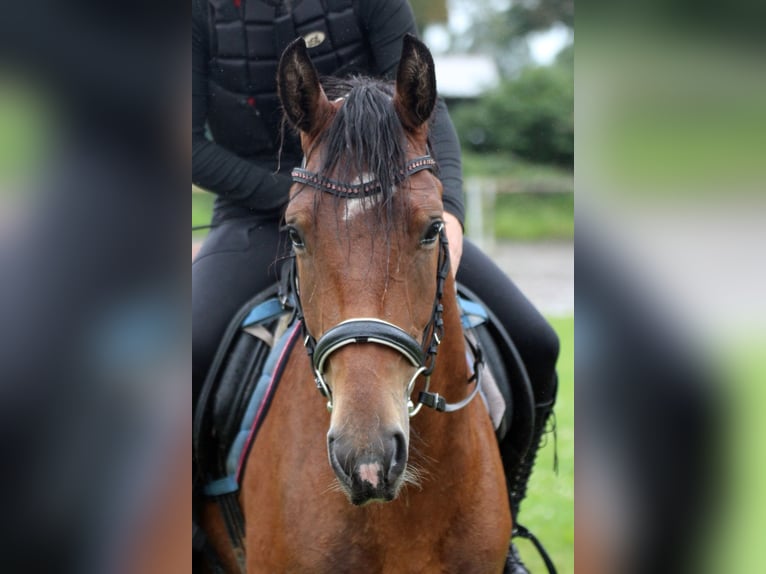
[314,370,333,412]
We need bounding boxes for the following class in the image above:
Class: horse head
[278,35,447,505]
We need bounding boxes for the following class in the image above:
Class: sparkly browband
[291,155,437,197]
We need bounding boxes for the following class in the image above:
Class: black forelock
[312,76,409,222]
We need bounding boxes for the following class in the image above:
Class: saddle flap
[457,285,536,457]
[193,285,287,479]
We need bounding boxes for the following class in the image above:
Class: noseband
[289,154,480,417]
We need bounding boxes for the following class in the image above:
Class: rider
[193,0,559,570]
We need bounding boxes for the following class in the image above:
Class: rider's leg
[457,240,559,409]
[456,239,560,572]
[192,214,288,405]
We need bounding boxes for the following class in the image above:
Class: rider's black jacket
[192,0,465,225]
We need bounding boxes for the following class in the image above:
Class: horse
[201,35,511,573]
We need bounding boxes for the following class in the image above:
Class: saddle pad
[204,321,301,496]
[458,295,513,438]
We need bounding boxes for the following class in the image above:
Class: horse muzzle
[327,428,408,505]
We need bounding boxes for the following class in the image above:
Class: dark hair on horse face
[319,76,407,196]
[306,76,413,232]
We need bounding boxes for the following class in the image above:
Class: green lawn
[490,192,574,241]
[462,151,574,241]
[192,189,216,239]
[462,151,574,195]
[707,335,766,574]
[518,316,574,574]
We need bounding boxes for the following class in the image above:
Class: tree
[508,0,574,36]
[448,0,573,77]
[450,54,573,166]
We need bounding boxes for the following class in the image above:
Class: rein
[289,154,482,417]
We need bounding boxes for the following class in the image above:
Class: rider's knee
[536,319,560,370]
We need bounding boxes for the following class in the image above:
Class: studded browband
[291,156,437,198]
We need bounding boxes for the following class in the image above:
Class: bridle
[288,154,482,417]
[292,155,437,198]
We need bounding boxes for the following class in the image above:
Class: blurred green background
[0,77,52,188]
[577,16,766,573]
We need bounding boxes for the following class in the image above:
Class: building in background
[433,54,500,103]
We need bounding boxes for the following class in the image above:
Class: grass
[462,151,574,195]
[490,192,574,241]
[192,188,216,239]
[706,334,766,573]
[461,151,574,241]
[519,315,574,574]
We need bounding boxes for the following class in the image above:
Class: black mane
[318,77,408,204]
[284,76,410,230]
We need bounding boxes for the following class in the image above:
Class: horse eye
[420,221,444,245]
[287,226,305,249]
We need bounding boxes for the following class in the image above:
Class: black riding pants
[192,215,290,401]
[192,215,559,408]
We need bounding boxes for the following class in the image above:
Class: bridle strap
[314,318,425,374]
[312,318,428,413]
[418,361,483,413]
[291,155,437,197]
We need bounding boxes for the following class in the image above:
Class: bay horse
[202,35,511,573]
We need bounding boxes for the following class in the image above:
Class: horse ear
[393,34,437,132]
[278,38,331,135]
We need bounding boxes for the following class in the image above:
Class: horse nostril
[327,433,353,484]
[387,430,408,484]
[328,429,408,494]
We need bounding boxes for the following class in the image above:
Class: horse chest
[245,482,508,573]
[249,524,507,574]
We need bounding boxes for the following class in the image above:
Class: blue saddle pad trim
[204,475,239,497]
[204,305,296,497]
[241,297,285,328]
[458,295,489,329]
[203,324,294,496]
